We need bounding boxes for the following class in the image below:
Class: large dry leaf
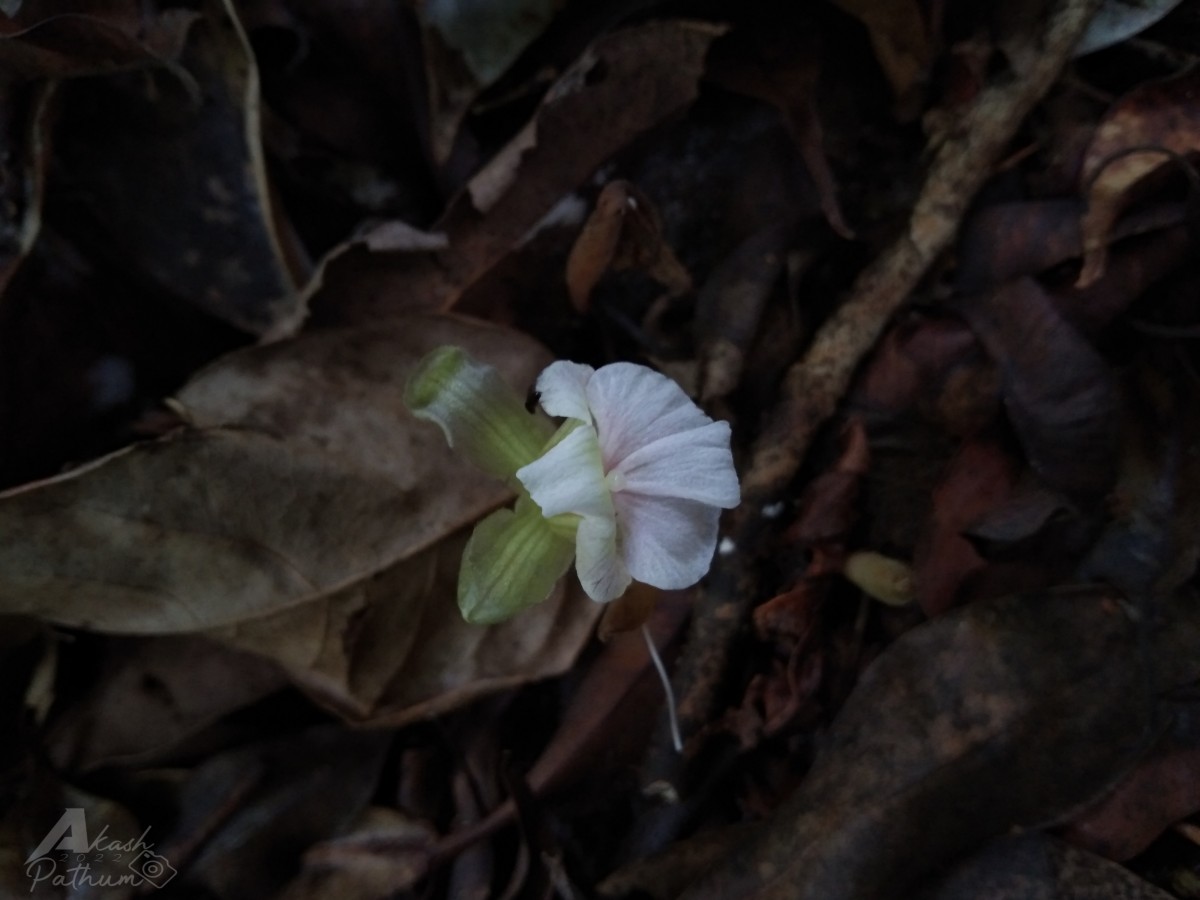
[0,315,535,632]
[1077,67,1200,287]
[682,585,1155,899]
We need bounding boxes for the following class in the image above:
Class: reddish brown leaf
[914,437,1018,615]
[565,180,691,313]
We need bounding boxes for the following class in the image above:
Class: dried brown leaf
[417,0,563,165]
[211,532,599,726]
[311,20,724,321]
[565,180,691,313]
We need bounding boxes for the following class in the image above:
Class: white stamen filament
[642,624,683,753]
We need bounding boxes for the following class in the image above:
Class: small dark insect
[525,388,541,413]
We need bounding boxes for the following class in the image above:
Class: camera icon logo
[128,849,177,888]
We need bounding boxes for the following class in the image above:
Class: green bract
[406,346,575,623]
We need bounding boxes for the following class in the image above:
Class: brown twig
[644,0,1106,797]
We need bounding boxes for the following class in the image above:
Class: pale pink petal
[516,424,610,519]
[586,363,713,470]
[614,492,722,590]
[575,514,631,602]
[535,361,595,422]
[608,421,739,507]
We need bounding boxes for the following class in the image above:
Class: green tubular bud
[405,346,554,480]
[458,494,578,624]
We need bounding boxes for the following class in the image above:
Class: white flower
[406,347,740,623]
[516,361,740,603]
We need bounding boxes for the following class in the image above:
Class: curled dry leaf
[565,180,691,313]
[683,585,1154,900]
[0,315,601,723]
[1077,67,1200,287]
[952,278,1118,503]
[53,0,308,336]
[956,198,1186,293]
